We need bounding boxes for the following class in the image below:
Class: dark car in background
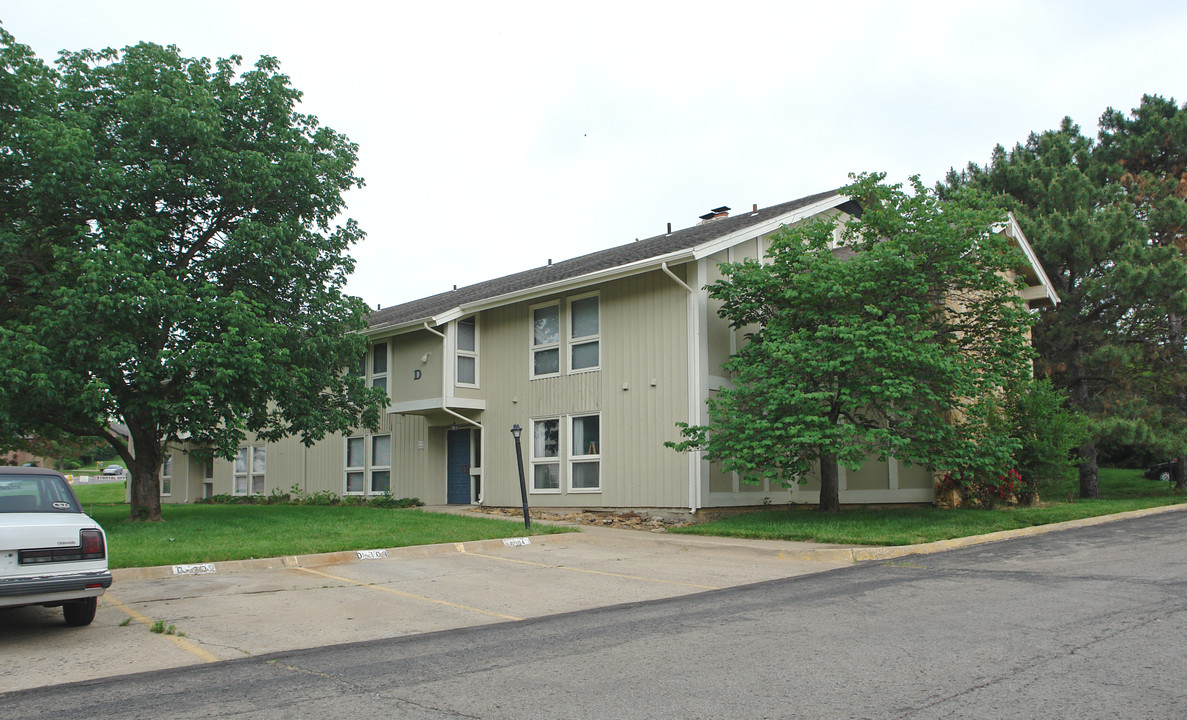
[1145,459,1180,483]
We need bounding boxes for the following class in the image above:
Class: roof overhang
[690,193,849,260]
[996,212,1060,309]
[364,193,853,337]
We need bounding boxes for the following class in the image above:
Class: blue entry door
[447,429,471,504]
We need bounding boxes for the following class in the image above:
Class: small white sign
[173,563,216,576]
[502,537,531,547]
[356,549,389,560]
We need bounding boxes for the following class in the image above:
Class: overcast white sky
[5,1,1186,309]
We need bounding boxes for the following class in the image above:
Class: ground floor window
[570,414,600,492]
[530,418,560,492]
[234,445,265,495]
[530,413,601,493]
[160,455,172,496]
[346,434,392,495]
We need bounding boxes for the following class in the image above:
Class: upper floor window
[532,303,561,377]
[569,295,600,372]
[456,316,478,386]
[352,341,390,394]
[531,294,600,379]
[371,341,388,390]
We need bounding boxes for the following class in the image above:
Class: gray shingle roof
[368,189,845,331]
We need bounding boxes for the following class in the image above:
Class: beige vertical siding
[847,458,891,491]
[391,330,444,406]
[470,268,691,509]
[167,408,439,504]
[897,462,934,490]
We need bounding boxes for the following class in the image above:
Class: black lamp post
[510,424,531,529]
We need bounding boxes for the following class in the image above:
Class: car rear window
[0,474,81,513]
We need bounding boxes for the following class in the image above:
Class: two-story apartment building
[161,189,1058,511]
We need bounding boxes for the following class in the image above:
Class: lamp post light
[510,424,531,529]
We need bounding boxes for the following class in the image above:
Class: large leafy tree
[671,174,1034,511]
[943,98,1187,496]
[0,29,385,520]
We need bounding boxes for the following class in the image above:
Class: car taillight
[80,529,105,560]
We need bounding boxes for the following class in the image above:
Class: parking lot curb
[841,502,1187,562]
[109,533,577,582]
[110,502,1187,581]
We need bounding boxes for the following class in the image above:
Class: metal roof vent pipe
[698,206,731,224]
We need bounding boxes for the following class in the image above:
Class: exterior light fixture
[510,424,530,529]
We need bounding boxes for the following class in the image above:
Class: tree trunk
[1172,311,1186,492]
[1069,341,1100,499]
[126,422,164,522]
[1077,440,1100,499]
[818,451,841,513]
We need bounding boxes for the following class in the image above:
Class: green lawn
[72,485,572,569]
[72,481,127,506]
[672,467,1184,546]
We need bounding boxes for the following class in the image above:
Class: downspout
[662,262,701,513]
[442,406,483,430]
[661,262,693,293]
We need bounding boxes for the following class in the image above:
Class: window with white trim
[530,418,560,492]
[569,295,599,372]
[345,436,365,494]
[456,316,478,386]
[234,445,265,495]
[345,434,392,495]
[160,455,172,496]
[528,414,602,494]
[531,303,560,378]
[371,434,391,493]
[371,341,388,390]
[570,414,600,491]
[530,295,601,378]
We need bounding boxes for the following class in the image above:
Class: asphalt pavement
[2,503,1185,701]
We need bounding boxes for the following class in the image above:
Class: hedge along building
[162,189,1059,511]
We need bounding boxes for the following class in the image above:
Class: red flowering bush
[937,468,1022,508]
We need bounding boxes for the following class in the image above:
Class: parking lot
[0,525,858,693]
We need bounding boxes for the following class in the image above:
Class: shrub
[1006,379,1088,504]
[938,468,1021,509]
[195,489,422,509]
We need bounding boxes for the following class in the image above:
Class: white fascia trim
[998,213,1060,307]
[388,398,441,413]
[445,397,486,410]
[690,194,849,261]
[387,397,486,415]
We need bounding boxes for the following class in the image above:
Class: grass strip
[71,490,572,569]
[672,467,1185,546]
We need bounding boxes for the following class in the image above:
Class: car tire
[1159,470,1172,483]
[63,597,97,627]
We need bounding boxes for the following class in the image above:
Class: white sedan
[0,467,112,626]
